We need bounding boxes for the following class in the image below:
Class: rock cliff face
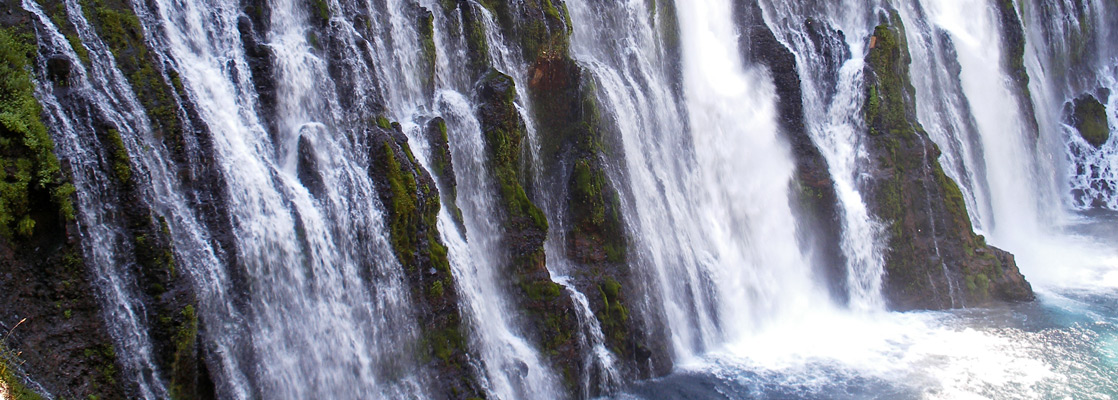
[365,121,482,398]
[1,2,212,397]
[0,0,1045,398]
[731,0,849,304]
[862,11,1033,310]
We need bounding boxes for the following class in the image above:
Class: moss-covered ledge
[863,11,1033,310]
[475,69,583,390]
[510,0,663,385]
[365,121,482,399]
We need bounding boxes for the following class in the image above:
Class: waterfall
[565,0,830,363]
[1019,0,1118,213]
[675,0,824,346]
[25,1,171,396]
[435,89,561,398]
[908,0,1045,238]
[757,0,888,311]
[895,0,1118,288]
[8,0,1118,397]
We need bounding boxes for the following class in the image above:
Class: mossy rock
[424,117,464,230]
[477,70,549,234]
[863,11,1033,310]
[1070,94,1111,148]
[475,68,583,391]
[567,158,626,264]
[366,122,482,398]
[0,28,76,239]
[79,0,186,153]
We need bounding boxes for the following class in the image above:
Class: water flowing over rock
[0,0,1115,398]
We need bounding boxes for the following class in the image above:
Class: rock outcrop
[1069,92,1111,148]
[366,122,483,398]
[863,11,1033,310]
[731,0,850,304]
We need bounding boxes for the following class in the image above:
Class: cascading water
[897,0,1118,290]
[757,0,888,311]
[25,1,171,396]
[566,0,830,365]
[908,0,1047,240]
[434,90,561,399]
[6,0,1118,397]
[146,0,436,395]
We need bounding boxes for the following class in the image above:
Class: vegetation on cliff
[476,70,577,366]
[0,28,75,238]
[367,122,482,398]
[0,18,130,399]
[864,11,1033,310]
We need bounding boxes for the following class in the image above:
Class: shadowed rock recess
[0,0,1047,398]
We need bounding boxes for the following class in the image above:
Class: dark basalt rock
[991,0,1041,138]
[475,69,584,392]
[510,0,669,388]
[863,11,1033,310]
[295,135,325,198]
[365,122,483,399]
[1068,93,1111,148]
[0,8,123,398]
[731,0,850,305]
[1,0,228,397]
[45,55,71,85]
[237,16,277,138]
[424,117,465,231]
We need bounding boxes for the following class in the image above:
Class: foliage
[0,28,76,238]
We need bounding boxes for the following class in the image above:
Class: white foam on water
[678,307,1114,399]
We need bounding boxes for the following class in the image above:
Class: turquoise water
[615,212,1118,400]
[616,290,1117,399]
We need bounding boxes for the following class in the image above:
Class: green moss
[0,28,76,238]
[933,161,967,227]
[596,277,629,345]
[567,158,627,263]
[382,142,419,267]
[168,69,185,95]
[134,230,176,277]
[168,305,198,400]
[428,118,452,182]
[309,0,330,22]
[41,0,92,66]
[429,280,445,298]
[0,346,44,400]
[65,34,91,65]
[81,0,142,59]
[83,344,117,387]
[104,129,132,184]
[306,31,320,50]
[965,272,991,298]
[425,325,465,363]
[81,0,183,152]
[375,115,392,130]
[1071,94,1111,148]
[416,7,437,92]
[865,20,913,137]
[480,71,549,233]
[523,280,562,301]
[571,160,605,226]
[461,3,491,71]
